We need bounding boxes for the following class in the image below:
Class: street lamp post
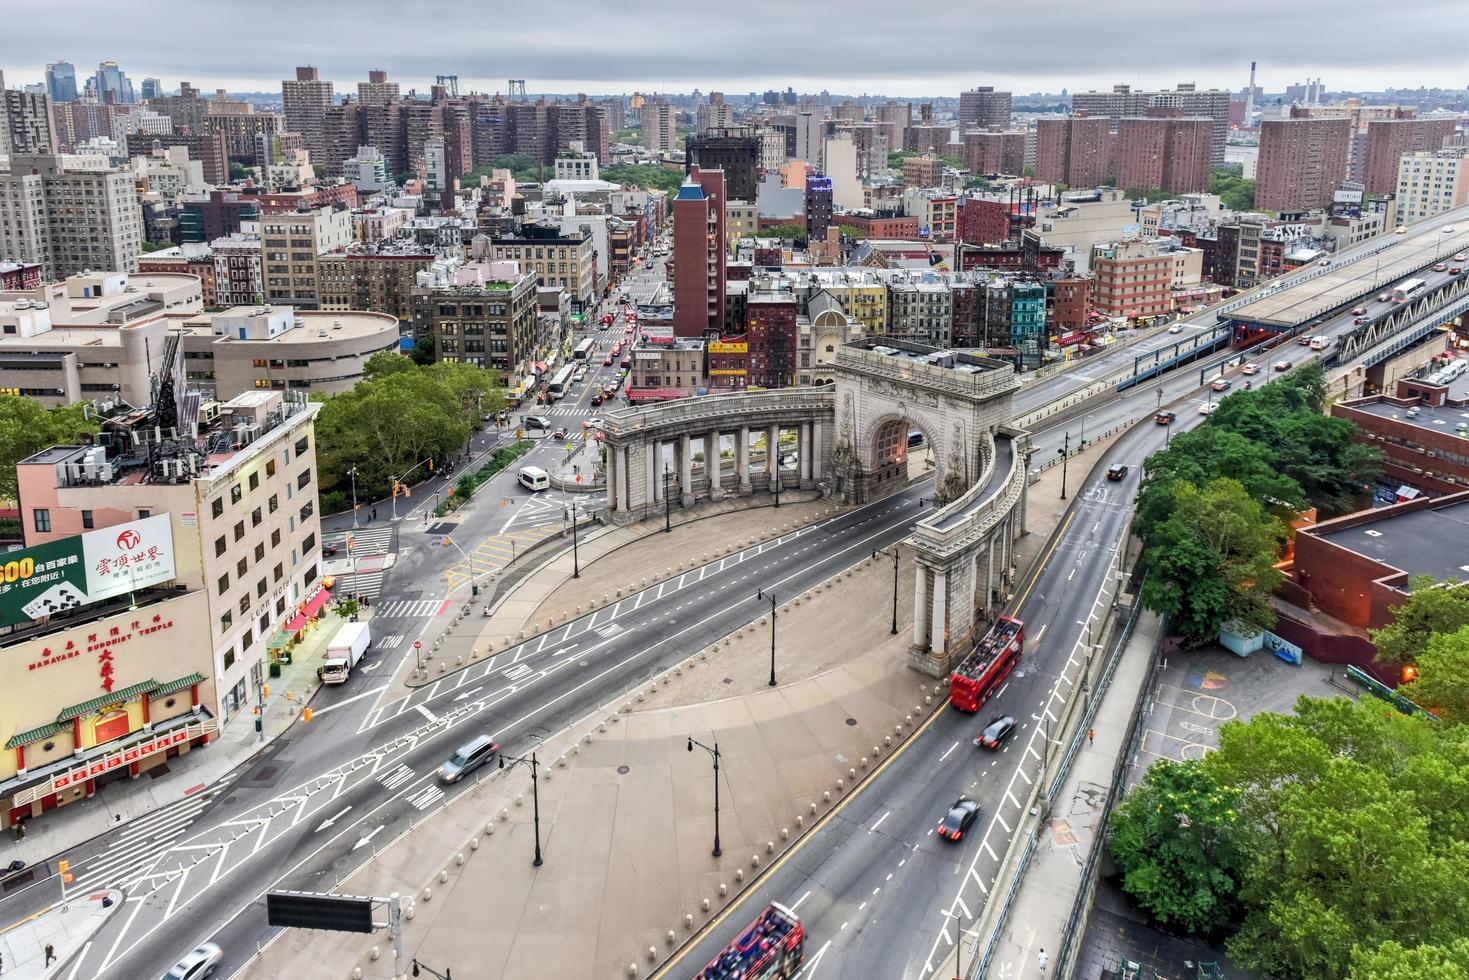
[1058,431,1071,500]
[686,737,722,857]
[569,502,581,579]
[663,463,672,533]
[756,590,778,686]
[411,959,452,979]
[873,547,899,635]
[348,465,359,529]
[499,750,543,866]
[442,536,484,597]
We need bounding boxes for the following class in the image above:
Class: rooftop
[179,307,399,343]
[1348,397,1469,438]
[1312,498,1469,586]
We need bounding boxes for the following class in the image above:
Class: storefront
[0,589,215,829]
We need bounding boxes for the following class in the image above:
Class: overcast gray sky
[6,0,1467,97]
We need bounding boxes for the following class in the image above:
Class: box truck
[319,621,372,684]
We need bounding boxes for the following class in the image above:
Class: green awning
[56,680,159,722]
[153,673,206,698]
[5,721,65,750]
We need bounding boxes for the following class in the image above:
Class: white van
[517,465,550,492]
[1309,335,1331,351]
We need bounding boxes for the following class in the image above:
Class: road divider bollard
[685,913,695,929]
[471,837,479,850]
[719,882,728,897]
[849,768,857,780]
[823,790,831,803]
[809,802,817,815]
[439,869,449,883]
[751,854,760,868]
[735,869,744,882]
[702,897,711,912]
[836,778,844,791]
[780,828,789,841]
[422,887,432,902]
[766,840,775,853]
[648,947,657,961]
[499,809,508,821]
[405,903,416,920]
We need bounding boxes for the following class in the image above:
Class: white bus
[573,338,596,361]
[547,365,576,400]
[1393,278,1426,302]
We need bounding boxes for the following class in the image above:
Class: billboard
[642,323,674,342]
[0,514,176,628]
[708,342,748,354]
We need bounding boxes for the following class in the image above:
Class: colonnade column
[708,430,723,499]
[737,427,751,493]
[606,443,618,511]
[799,423,813,486]
[912,562,930,650]
[767,424,780,492]
[932,568,948,660]
[651,440,663,503]
[679,432,694,506]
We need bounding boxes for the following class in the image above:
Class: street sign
[266,891,375,934]
[413,640,422,651]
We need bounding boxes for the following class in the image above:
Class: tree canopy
[1399,624,1469,723]
[1134,362,1380,639]
[462,153,542,185]
[1210,166,1257,212]
[599,163,684,195]
[1371,579,1469,668]
[313,353,504,511]
[0,398,99,501]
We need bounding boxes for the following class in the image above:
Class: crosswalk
[324,524,395,555]
[71,785,222,890]
[406,785,444,810]
[377,764,415,792]
[332,568,385,601]
[374,598,449,620]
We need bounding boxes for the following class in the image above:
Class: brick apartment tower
[672,165,726,338]
[1257,117,1352,211]
[1114,111,1213,194]
[958,87,1013,130]
[1362,117,1462,195]
[1035,116,1112,188]
[281,66,334,172]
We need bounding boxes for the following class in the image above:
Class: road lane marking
[869,811,890,833]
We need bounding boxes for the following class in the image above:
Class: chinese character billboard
[0,514,176,627]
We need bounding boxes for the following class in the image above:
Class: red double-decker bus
[694,902,804,979]
[949,615,1024,712]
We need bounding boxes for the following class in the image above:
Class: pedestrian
[1037,948,1048,975]
[371,507,377,522]
[1087,728,1094,746]
[45,943,55,966]
[14,820,23,840]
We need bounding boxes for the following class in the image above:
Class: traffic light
[442,537,451,546]
[303,707,314,723]
[262,684,270,698]
[405,487,412,498]
[58,860,71,884]
[392,480,400,497]
[428,458,434,472]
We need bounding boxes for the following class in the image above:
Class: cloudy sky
[6,0,1466,97]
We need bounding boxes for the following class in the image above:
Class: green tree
[887,150,917,168]
[1139,477,1286,639]
[1371,580,1469,667]
[0,398,99,501]
[1125,187,1174,203]
[1133,427,1306,541]
[1108,759,1242,933]
[965,176,992,191]
[612,127,641,144]
[936,154,965,171]
[600,164,686,195]
[1209,166,1256,211]
[363,350,414,381]
[1203,698,1469,980]
[462,154,541,185]
[1022,164,1037,178]
[1350,939,1469,980]
[228,161,251,182]
[760,224,807,240]
[837,223,864,240]
[1399,625,1469,723]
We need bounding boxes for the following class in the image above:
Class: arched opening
[870,417,932,492]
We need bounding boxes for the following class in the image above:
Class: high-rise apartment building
[140,78,163,101]
[281,67,334,173]
[1034,116,1112,188]
[44,62,78,103]
[412,262,540,373]
[641,99,676,155]
[1,87,55,156]
[1115,114,1213,193]
[1396,145,1469,224]
[0,154,143,280]
[260,205,353,309]
[1361,117,1462,196]
[959,130,1027,176]
[672,166,727,337]
[1256,118,1352,212]
[958,87,1012,130]
[1072,83,1231,168]
[686,128,761,202]
[356,70,399,106]
[490,223,596,307]
[805,173,834,239]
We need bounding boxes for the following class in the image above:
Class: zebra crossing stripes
[373,598,449,620]
[332,569,385,600]
[324,525,395,555]
[593,622,625,639]
[377,764,415,791]
[406,785,444,810]
[71,788,219,890]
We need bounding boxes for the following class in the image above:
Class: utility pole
[569,502,580,578]
[348,465,359,529]
[874,547,899,635]
[1058,431,1070,500]
[499,751,543,866]
[663,464,672,533]
[686,737,722,857]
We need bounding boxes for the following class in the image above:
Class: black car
[1106,464,1129,481]
[1153,411,1176,425]
[936,797,982,841]
[974,715,1017,750]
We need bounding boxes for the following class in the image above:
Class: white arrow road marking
[317,806,353,832]
[353,825,385,850]
[795,940,832,979]
[453,687,483,702]
[361,662,382,672]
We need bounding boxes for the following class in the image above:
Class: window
[271,528,281,548]
[218,573,229,595]
[299,501,314,521]
[32,509,51,533]
[214,535,226,558]
[223,648,235,670]
[273,562,284,582]
[256,578,267,598]
[295,436,309,456]
[82,510,94,530]
[221,610,232,631]
[249,472,260,491]
[266,459,276,478]
[268,494,278,514]
[239,594,250,614]
[138,510,149,520]
[303,532,316,554]
[251,507,262,528]
[297,470,311,490]
[242,628,253,652]
[259,613,270,634]
[234,521,245,542]
[230,483,243,505]
[237,557,248,577]
[255,543,265,562]
[212,496,224,518]
[276,596,286,616]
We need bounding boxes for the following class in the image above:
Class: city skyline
[6,0,1466,99]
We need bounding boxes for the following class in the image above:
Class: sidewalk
[979,609,1163,980]
[0,888,121,979]
[237,533,939,980]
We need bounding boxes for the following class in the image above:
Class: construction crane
[435,74,459,98]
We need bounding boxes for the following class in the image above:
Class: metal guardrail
[969,574,1148,979]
